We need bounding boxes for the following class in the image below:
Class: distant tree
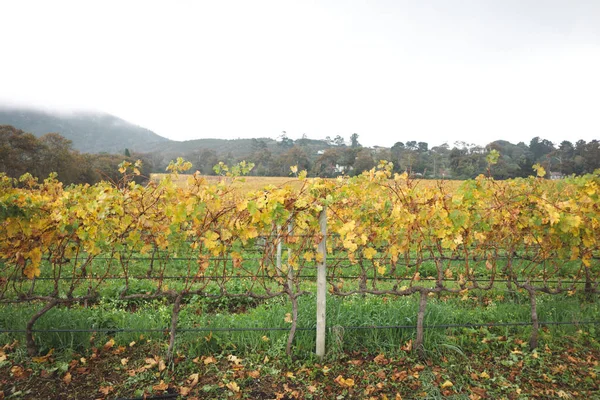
[193,149,219,175]
[0,125,45,178]
[278,131,294,148]
[39,133,81,184]
[333,135,345,146]
[273,146,310,175]
[529,137,555,161]
[352,148,375,175]
[124,148,131,157]
[312,148,342,177]
[350,133,361,148]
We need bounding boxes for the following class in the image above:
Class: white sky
[1,0,599,148]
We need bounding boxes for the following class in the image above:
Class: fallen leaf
[40,369,53,379]
[158,359,166,372]
[334,375,355,388]
[203,356,217,365]
[284,313,292,323]
[401,340,413,352]
[153,380,168,391]
[145,357,158,369]
[102,338,115,351]
[63,372,72,385]
[374,353,388,364]
[248,370,260,379]
[226,381,240,392]
[479,371,490,379]
[121,358,129,366]
[98,386,114,395]
[0,351,6,363]
[32,348,54,363]
[10,365,25,379]
[441,380,454,389]
[187,373,200,388]
[227,355,242,365]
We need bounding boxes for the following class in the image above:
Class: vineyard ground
[1,280,599,399]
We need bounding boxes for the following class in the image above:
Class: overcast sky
[1,0,599,148]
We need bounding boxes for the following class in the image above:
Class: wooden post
[316,207,327,358]
[276,225,282,272]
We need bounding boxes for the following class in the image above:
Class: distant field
[150,173,462,192]
[150,173,306,192]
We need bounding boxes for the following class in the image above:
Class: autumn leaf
[63,372,72,385]
[152,380,168,392]
[121,358,129,366]
[334,375,355,388]
[441,380,454,389]
[226,381,240,392]
[102,338,115,351]
[202,356,216,365]
[11,365,25,379]
[32,348,54,363]
[284,313,292,323]
[98,385,114,395]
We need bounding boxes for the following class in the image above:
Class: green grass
[2,286,598,360]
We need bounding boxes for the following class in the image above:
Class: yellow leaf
[284,313,293,323]
[533,163,546,177]
[303,252,314,262]
[440,380,454,389]
[227,355,242,365]
[377,265,387,275]
[226,381,240,393]
[63,371,72,385]
[32,348,54,363]
[121,358,129,366]
[103,338,115,351]
[479,371,490,379]
[363,247,377,260]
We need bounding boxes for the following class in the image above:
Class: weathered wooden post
[316,207,327,358]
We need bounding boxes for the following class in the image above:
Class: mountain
[0,106,171,154]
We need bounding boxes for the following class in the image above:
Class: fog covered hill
[0,106,171,154]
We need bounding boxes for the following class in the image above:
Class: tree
[333,135,345,146]
[350,133,361,148]
[352,148,375,175]
[278,131,294,148]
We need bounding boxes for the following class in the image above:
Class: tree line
[0,125,154,185]
[185,133,600,180]
[2,124,599,184]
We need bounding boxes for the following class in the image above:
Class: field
[1,164,599,399]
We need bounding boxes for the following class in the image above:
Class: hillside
[0,106,171,154]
